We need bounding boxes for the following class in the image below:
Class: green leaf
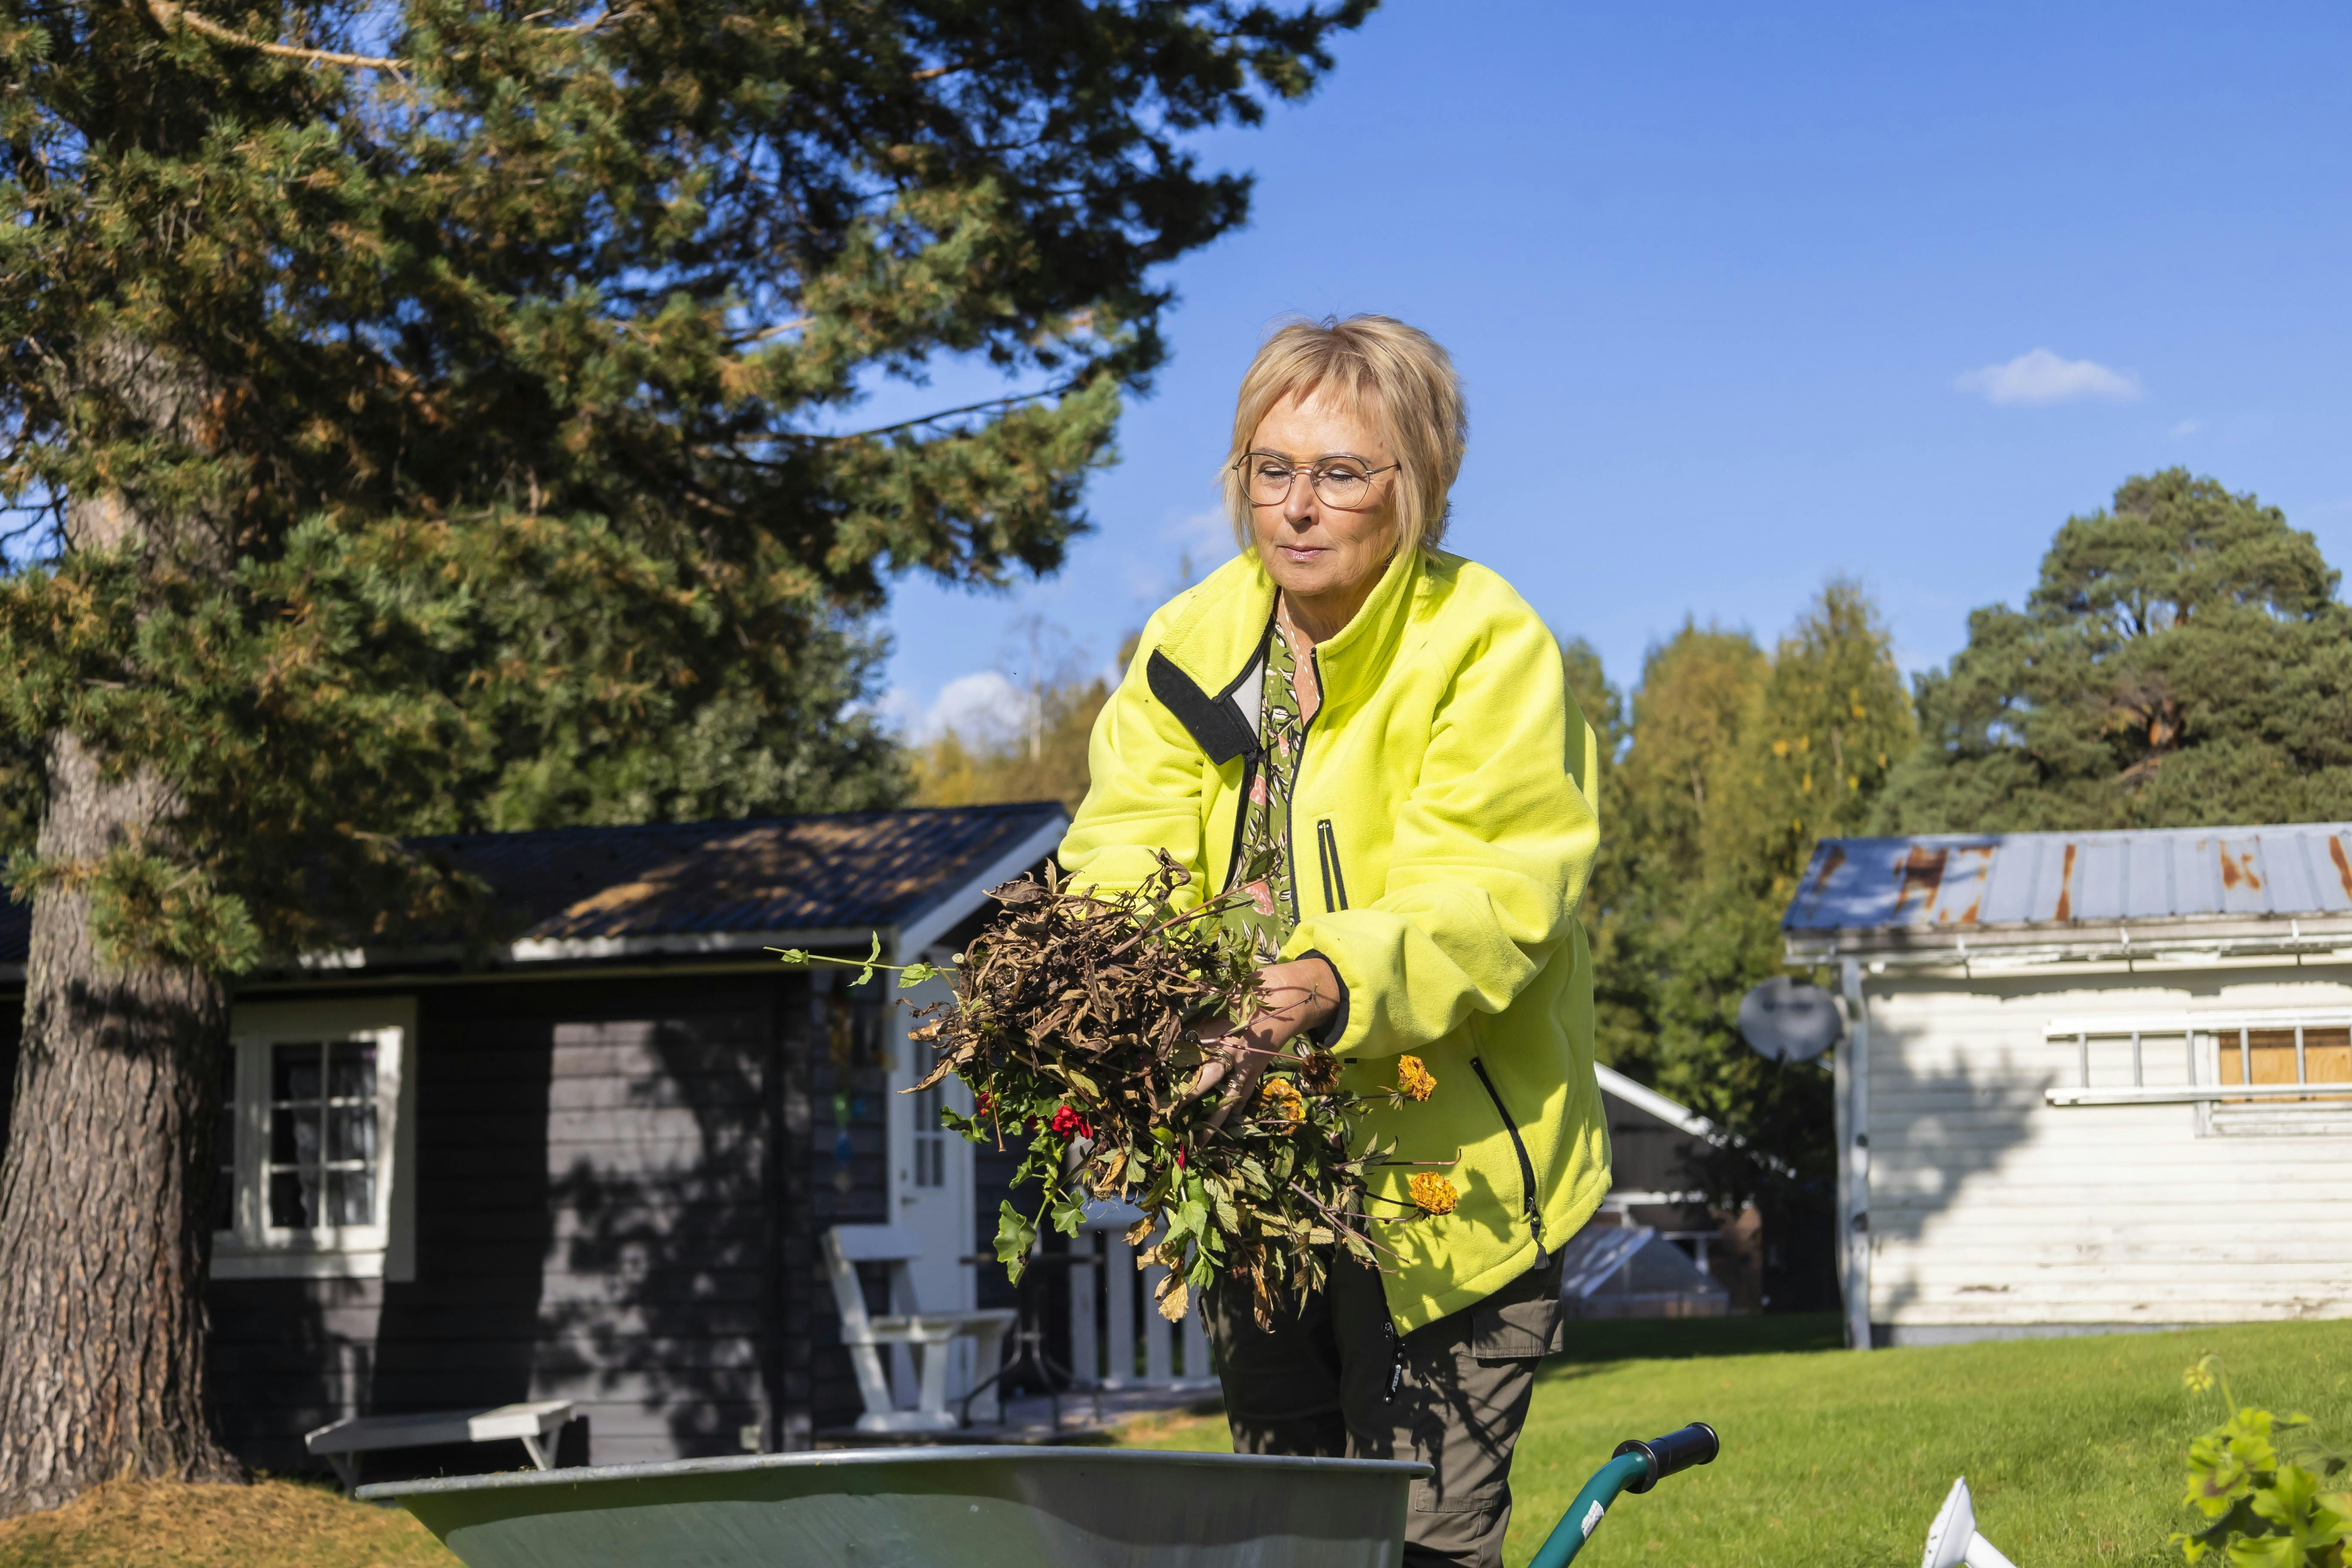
[771,948,811,966]
[1049,1191,1089,1237]
[853,931,882,986]
[897,962,941,987]
[994,1200,1038,1282]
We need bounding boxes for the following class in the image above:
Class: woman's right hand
[1180,956,1338,1130]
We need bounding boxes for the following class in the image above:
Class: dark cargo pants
[1204,1248,1565,1568]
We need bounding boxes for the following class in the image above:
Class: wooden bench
[825,1225,1015,1433]
[304,1399,576,1491]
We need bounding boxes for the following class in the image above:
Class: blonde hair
[1221,314,1468,556]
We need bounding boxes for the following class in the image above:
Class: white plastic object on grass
[1922,1477,2019,1568]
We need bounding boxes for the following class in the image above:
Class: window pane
[269,1168,318,1228]
[328,1170,374,1227]
[273,1043,322,1104]
[271,1102,320,1167]
[327,1042,377,1102]
[327,1104,377,1163]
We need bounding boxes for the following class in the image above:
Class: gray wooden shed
[0,802,1065,1477]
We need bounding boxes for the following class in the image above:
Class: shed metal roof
[1783,824,2352,961]
[0,802,1069,971]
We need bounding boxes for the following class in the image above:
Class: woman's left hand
[1184,955,1339,1130]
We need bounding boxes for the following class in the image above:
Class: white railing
[1065,1200,1214,1390]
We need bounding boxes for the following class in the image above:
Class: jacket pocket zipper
[1315,818,1350,913]
[1469,1055,1547,1266]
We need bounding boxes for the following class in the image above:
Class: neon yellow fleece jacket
[1059,544,1608,1334]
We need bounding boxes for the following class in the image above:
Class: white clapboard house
[1785,824,2352,1348]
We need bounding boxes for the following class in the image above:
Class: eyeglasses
[1233,451,1400,511]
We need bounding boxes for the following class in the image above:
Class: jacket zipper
[1469,1055,1547,1265]
[1316,818,1350,913]
[1282,646,1324,924]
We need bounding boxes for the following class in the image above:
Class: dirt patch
[0,1478,458,1568]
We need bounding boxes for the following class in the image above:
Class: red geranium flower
[1050,1104,1093,1140]
[975,1091,995,1117]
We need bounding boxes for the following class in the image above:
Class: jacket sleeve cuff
[1290,946,1351,1050]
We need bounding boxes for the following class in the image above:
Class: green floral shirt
[1229,621,1309,965]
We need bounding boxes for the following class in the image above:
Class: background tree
[0,0,1369,1513]
[1655,583,1912,1306]
[1577,586,1912,1307]
[1877,469,2352,833]
[1585,622,1767,1083]
[909,630,1138,815]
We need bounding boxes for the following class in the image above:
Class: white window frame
[214,996,417,1281]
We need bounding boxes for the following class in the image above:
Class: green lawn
[9,1315,2346,1566]
[1115,1313,2352,1568]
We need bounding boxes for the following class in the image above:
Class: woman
[1059,315,1607,1568]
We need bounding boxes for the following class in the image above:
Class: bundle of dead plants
[885,851,1440,1329]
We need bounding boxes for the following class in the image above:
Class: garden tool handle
[1526,1421,1720,1568]
[1611,1421,1719,1494]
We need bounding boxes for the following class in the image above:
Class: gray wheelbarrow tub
[358,1445,1433,1568]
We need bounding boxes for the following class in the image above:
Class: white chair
[824,1225,1015,1433]
[1066,1200,1213,1391]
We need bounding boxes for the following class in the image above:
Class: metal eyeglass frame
[1232,450,1400,510]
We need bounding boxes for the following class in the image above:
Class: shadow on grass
[1550,1311,1842,1369]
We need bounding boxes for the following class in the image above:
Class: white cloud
[886,670,1037,746]
[1954,348,2142,406]
[2169,418,2202,438]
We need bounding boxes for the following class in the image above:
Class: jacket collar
[1147,545,1427,763]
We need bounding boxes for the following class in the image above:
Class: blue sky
[875,2,2352,742]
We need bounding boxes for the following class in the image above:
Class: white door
[887,950,978,1403]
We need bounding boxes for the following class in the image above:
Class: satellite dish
[1737,976,1843,1064]
[1922,1476,2019,1568]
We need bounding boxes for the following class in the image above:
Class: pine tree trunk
[0,334,239,1515]
[0,739,239,1516]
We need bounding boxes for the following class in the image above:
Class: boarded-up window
[2217,1028,2352,1093]
[2208,1023,2352,1135]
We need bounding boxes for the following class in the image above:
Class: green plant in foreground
[2174,1355,2352,1567]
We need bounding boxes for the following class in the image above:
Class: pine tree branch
[734,315,812,346]
[146,0,407,71]
[799,382,1083,446]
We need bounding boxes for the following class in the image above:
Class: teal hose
[1526,1452,1652,1568]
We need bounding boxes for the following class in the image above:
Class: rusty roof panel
[1785,823,2352,934]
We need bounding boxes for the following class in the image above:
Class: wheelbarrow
[355,1423,1717,1568]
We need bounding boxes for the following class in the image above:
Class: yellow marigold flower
[1409,1173,1458,1215]
[1256,1077,1306,1130]
[1397,1055,1436,1102]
